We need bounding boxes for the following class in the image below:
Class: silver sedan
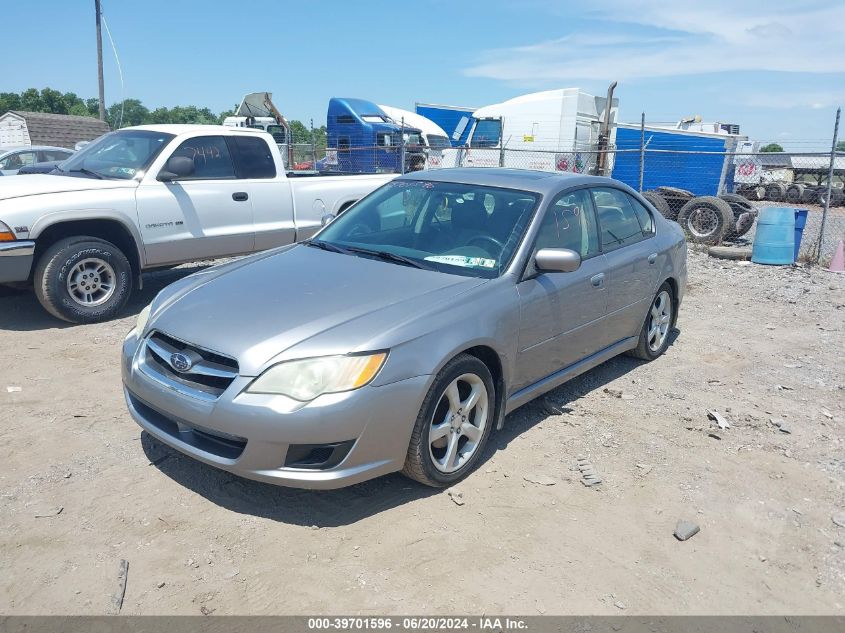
[122,168,687,489]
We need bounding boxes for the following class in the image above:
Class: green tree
[760,143,784,153]
[836,141,845,152]
[85,98,101,117]
[0,92,22,113]
[39,88,68,114]
[19,88,43,111]
[107,99,150,128]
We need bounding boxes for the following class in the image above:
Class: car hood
[149,245,487,376]
[0,174,136,200]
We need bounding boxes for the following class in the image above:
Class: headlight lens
[135,303,152,336]
[246,352,387,401]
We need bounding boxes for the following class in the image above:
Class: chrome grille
[141,331,239,400]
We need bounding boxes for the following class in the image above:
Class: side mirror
[158,156,195,181]
[320,213,336,226]
[534,248,581,273]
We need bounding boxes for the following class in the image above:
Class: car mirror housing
[534,248,581,273]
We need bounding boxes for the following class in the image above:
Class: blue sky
[5,0,844,149]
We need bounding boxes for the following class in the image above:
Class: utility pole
[95,0,106,121]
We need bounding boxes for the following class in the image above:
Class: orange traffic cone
[830,239,845,273]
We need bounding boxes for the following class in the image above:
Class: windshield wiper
[344,246,432,270]
[65,167,104,180]
[303,239,348,254]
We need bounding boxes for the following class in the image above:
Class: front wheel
[629,283,675,361]
[402,354,495,487]
[34,236,133,323]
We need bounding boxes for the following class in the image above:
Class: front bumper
[0,241,35,284]
[121,331,429,489]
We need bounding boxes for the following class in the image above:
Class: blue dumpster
[752,207,796,265]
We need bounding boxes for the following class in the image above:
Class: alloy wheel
[647,290,672,352]
[428,373,489,473]
[66,257,116,307]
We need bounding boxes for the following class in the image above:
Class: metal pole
[400,117,406,174]
[638,112,645,192]
[95,0,106,121]
[817,106,840,263]
[310,118,316,170]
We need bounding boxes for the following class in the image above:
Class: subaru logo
[169,352,192,372]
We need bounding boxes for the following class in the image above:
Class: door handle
[232,192,249,202]
[590,273,605,287]
[647,253,658,264]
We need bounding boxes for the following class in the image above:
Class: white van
[440,88,618,174]
[378,105,451,168]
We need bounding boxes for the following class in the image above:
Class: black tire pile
[641,187,758,245]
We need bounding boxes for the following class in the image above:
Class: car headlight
[245,352,387,401]
[134,303,152,336]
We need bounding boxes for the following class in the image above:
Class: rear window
[230,136,276,179]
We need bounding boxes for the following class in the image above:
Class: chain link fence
[310,110,844,265]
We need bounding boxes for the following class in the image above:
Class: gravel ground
[0,251,844,615]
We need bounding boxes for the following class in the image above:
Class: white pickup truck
[0,125,393,323]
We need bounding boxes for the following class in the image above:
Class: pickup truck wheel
[402,354,495,487]
[34,236,133,324]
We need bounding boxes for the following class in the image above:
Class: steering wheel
[467,235,505,255]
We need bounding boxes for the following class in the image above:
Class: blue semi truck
[325,98,425,174]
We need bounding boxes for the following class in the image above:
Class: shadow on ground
[0,265,210,332]
[142,329,679,527]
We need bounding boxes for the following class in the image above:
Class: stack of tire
[740,182,845,206]
[642,187,757,245]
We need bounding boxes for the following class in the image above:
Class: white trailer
[439,87,618,174]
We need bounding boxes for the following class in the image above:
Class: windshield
[427,135,451,150]
[58,130,174,180]
[315,179,540,278]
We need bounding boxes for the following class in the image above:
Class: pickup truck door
[135,135,255,266]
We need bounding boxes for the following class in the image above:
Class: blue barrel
[794,209,809,261]
[752,207,796,265]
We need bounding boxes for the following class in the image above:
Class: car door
[135,135,255,266]
[589,187,657,347]
[514,188,608,391]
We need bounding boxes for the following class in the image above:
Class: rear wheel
[34,236,132,324]
[785,184,805,203]
[629,283,675,361]
[676,196,733,244]
[402,354,495,487]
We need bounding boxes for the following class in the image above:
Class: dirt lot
[1,251,844,615]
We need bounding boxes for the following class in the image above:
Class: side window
[1,151,37,169]
[230,136,276,179]
[41,150,72,162]
[170,136,235,180]
[376,190,414,230]
[591,187,646,252]
[627,194,655,236]
[533,189,599,258]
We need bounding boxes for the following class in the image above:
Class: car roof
[397,167,618,196]
[0,145,72,156]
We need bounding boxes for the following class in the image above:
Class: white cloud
[465,0,845,83]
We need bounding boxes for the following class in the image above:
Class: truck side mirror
[158,156,195,181]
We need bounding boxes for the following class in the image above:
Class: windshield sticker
[424,255,497,269]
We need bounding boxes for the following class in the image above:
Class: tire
[708,245,752,260]
[642,191,673,220]
[33,236,133,324]
[676,196,734,244]
[731,211,756,239]
[629,282,675,361]
[657,186,694,199]
[816,188,845,207]
[765,182,786,202]
[749,186,766,201]
[718,193,755,216]
[402,354,496,487]
[800,186,818,203]
[785,184,805,203]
